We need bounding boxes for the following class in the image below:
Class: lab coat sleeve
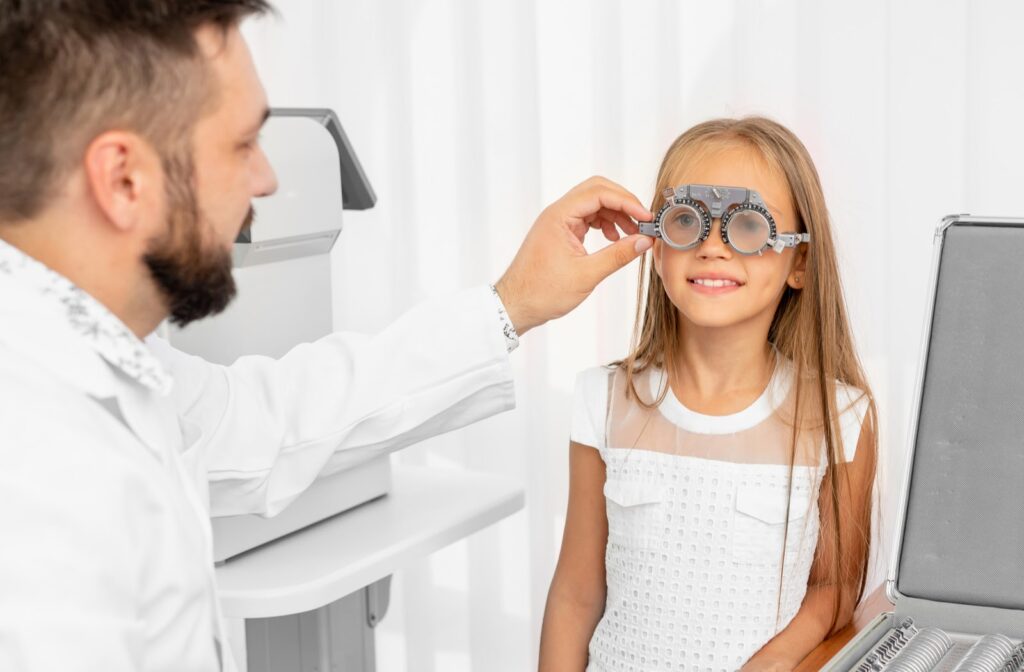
[149,286,516,517]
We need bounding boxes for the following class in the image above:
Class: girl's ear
[786,245,808,290]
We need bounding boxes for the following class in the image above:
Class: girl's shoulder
[569,364,618,450]
[767,357,871,463]
[573,363,617,397]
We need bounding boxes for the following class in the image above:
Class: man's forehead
[195,23,268,130]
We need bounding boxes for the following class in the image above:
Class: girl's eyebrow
[761,198,784,219]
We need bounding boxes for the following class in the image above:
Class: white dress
[570,360,868,672]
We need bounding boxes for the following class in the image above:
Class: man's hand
[494,176,654,336]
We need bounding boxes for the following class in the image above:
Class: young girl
[539,117,877,672]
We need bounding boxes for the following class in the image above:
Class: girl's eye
[676,214,697,228]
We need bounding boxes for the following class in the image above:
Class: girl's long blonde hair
[620,116,877,635]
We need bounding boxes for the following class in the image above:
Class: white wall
[243,1,1024,669]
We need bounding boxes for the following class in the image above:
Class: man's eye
[239,136,261,152]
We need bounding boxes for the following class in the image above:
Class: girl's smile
[687,271,745,294]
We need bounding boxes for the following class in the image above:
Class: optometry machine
[167,108,523,672]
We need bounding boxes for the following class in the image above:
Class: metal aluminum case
[822,215,1024,669]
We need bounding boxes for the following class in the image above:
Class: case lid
[893,217,1024,611]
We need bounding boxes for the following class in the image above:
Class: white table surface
[215,465,525,619]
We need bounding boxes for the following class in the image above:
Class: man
[0,2,653,670]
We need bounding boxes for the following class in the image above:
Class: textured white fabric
[571,362,868,671]
[594,452,820,671]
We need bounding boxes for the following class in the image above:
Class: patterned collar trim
[0,239,172,395]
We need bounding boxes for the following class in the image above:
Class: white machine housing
[169,108,389,563]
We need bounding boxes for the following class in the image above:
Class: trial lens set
[852,618,1024,672]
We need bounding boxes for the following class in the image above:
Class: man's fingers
[593,187,652,224]
[566,180,652,224]
[601,208,641,235]
[600,220,620,242]
[583,233,652,286]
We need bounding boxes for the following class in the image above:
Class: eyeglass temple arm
[775,232,810,246]
[639,221,659,237]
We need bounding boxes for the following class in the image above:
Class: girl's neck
[671,320,775,416]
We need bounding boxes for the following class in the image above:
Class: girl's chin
[674,305,762,330]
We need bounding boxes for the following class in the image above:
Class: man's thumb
[586,235,653,284]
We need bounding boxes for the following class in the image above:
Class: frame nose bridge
[700,216,731,253]
[694,184,749,219]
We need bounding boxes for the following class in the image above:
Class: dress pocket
[731,484,812,564]
[603,478,668,548]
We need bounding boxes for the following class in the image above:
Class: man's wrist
[489,284,521,353]
[492,277,539,338]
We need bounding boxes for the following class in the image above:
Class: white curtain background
[242,1,1024,669]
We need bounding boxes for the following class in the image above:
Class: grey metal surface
[896,220,1024,611]
[244,580,388,672]
[365,576,391,629]
[270,108,376,211]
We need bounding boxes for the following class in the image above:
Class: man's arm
[152,286,515,518]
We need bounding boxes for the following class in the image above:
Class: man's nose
[253,145,278,198]
[696,219,731,259]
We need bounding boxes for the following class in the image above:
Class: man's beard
[143,154,251,327]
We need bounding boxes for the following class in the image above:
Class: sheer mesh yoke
[586,362,828,672]
[610,363,824,467]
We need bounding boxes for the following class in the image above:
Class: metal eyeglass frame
[638,184,810,255]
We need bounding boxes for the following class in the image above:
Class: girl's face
[653,142,806,332]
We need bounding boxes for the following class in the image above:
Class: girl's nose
[696,219,732,260]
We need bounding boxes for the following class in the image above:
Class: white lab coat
[0,240,515,672]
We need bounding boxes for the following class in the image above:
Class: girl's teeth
[694,278,737,287]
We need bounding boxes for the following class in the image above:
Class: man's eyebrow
[244,107,271,136]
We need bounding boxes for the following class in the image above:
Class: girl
[539,117,877,672]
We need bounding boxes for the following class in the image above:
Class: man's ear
[786,244,808,289]
[82,131,161,234]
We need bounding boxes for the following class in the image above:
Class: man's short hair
[0,0,272,223]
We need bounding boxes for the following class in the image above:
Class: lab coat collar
[0,238,173,397]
